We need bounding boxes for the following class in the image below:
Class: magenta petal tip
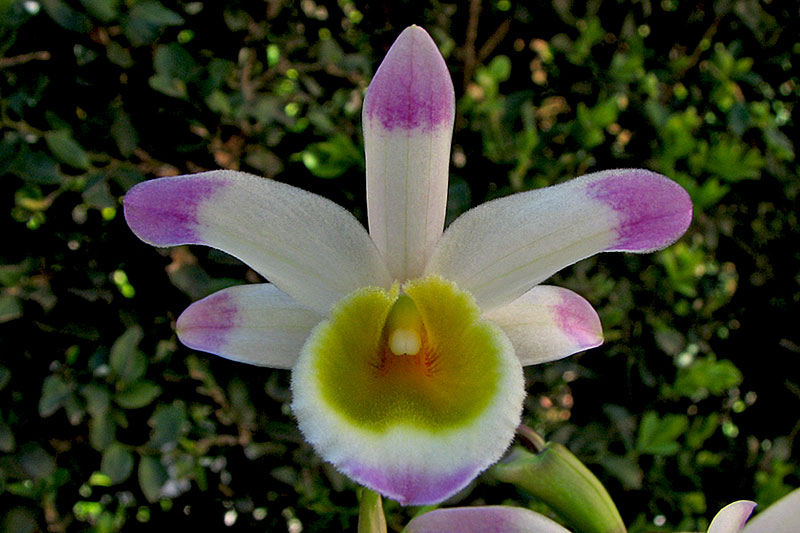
[175,290,237,355]
[123,176,224,246]
[588,169,693,252]
[363,25,455,131]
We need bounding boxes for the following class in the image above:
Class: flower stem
[358,487,388,533]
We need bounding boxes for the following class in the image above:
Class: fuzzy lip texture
[123,25,693,505]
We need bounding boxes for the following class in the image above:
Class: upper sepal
[363,25,455,132]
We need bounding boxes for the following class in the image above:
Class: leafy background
[1,0,798,531]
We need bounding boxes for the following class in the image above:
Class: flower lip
[291,276,525,505]
[300,277,505,431]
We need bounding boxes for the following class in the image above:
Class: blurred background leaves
[1,0,797,531]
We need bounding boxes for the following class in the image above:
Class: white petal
[741,488,800,533]
[406,506,572,533]
[484,285,602,366]
[176,284,323,369]
[709,501,757,533]
[364,25,455,281]
[124,170,392,314]
[425,169,692,311]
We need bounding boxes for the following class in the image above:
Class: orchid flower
[123,25,692,505]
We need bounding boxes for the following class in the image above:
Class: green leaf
[669,356,743,400]
[101,443,134,484]
[18,443,57,479]
[152,43,196,80]
[82,179,117,210]
[0,415,15,452]
[2,507,39,533]
[148,74,188,98]
[300,134,363,178]
[115,381,161,409]
[147,402,187,449]
[109,326,146,382]
[636,412,689,455]
[130,0,183,25]
[687,414,720,449]
[147,43,197,99]
[89,410,116,450]
[703,136,764,181]
[106,40,134,68]
[8,147,64,184]
[40,0,92,32]
[0,294,23,323]
[82,383,111,418]
[0,365,10,391]
[111,108,139,157]
[44,129,91,170]
[123,1,184,46]
[39,375,72,417]
[138,456,167,502]
[79,0,119,22]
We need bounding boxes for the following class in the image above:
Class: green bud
[491,428,626,533]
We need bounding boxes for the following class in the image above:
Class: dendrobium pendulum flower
[123,26,692,505]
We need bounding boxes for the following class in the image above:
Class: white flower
[124,26,692,505]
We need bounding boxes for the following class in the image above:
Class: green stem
[358,487,388,533]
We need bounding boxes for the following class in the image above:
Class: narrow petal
[484,285,602,366]
[291,277,524,505]
[176,284,323,369]
[123,170,392,314]
[425,169,692,311]
[405,506,572,533]
[364,25,455,281]
[742,487,800,533]
[709,501,757,533]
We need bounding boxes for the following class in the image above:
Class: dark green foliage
[1,0,797,531]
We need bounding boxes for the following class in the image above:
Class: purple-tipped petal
[587,170,693,252]
[364,25,454,132]
[425,169,693,311]
[742,487,800,533]
[124,170,392,314]
[123,174,224,245]
[176,284,323,369]
[364,26,455,281]
[709,501,757,533]
[485,285,603,366]
[405,506,572,533]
